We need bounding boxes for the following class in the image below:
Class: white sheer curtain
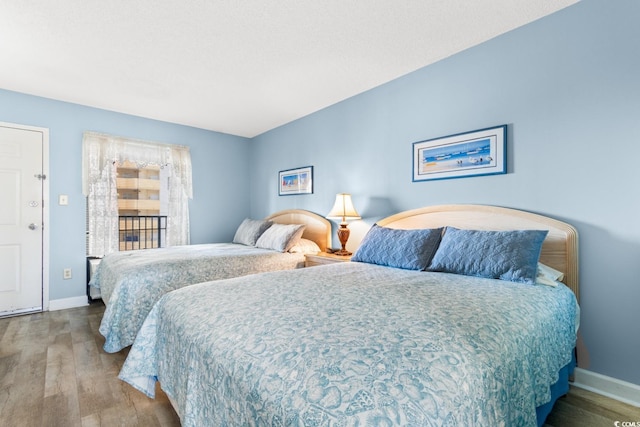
[82,132,193,256]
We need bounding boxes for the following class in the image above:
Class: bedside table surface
[304,252,352,267]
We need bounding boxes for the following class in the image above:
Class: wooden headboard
[265,209,332,253]
[377,204,579,301]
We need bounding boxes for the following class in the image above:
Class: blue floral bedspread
[119,262,578,426]
[91,243,304,352]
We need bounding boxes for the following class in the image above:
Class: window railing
[119,215,167,251]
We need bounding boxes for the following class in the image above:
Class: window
[82,132,192,257]
[116,161,168,251]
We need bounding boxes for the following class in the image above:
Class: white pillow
[536,262,565,287]
[255,223,306,252]
[288,238,321,254]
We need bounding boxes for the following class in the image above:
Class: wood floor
[1,302,638,426]
[0,302,178,426]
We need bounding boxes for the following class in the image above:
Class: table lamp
[326,193,361,256]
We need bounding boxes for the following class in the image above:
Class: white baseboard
[571,367,640,408]
[48,296,89,311]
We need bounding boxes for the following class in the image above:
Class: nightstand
[304,252,352,267]
[86,256,103,302]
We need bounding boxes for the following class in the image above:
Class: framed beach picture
[279,166,313,196]
[412,125,507,182]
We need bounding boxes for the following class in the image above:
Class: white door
[0,122,47,316]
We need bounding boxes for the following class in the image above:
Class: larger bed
[91,209,331,353]
[119,204,579,426]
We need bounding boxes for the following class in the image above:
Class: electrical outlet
[63,268,72,279]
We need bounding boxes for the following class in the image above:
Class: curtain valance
[82,132,192,199]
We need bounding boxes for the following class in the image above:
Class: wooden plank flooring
[0,302,179,426]
[1,302,639,426]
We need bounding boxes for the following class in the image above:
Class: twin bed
[112,204,580,427]
[90,209,332,352]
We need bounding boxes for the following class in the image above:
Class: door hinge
[34,174,47,180]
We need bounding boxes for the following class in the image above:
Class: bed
[91,209,331,353]
[119,204,579,426]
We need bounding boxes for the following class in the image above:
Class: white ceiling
[0,1,578,138]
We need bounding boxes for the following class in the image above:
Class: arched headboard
[265,209,332,253]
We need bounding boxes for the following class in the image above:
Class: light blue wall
[250,0,640,386]
[0,89,251,301]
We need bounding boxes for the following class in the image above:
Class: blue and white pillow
[352,224,443,270]
[232,218,273,246]
[427,227,548,284]
[255,223,306,252]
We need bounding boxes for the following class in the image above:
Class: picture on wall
[412,125,507,182]
[279,166,313,196]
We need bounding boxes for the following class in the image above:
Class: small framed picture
[413,125,507,182]
[279,166,313,196]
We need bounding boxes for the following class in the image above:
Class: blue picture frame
[279,166,313,196]
[412,125,507,182]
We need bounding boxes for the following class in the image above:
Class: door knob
[28,223,38,230]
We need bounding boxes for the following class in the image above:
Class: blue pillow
[352,224,443,270]
[427,227,548,284]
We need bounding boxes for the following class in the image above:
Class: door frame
[0,121,49,312]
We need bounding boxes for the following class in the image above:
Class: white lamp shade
[327,193,361,221]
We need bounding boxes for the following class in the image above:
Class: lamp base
[336,223,352,256]
[332,249,352,256]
